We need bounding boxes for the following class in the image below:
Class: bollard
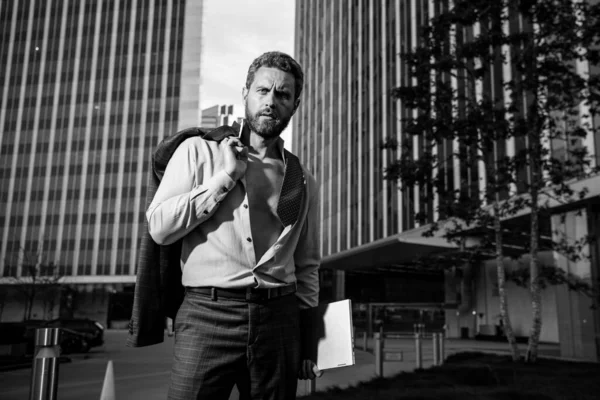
[414,332,422,369]
[432,333,440,366]
[29,328,61,400]
[374,332,383,377]
[438,332,445,365]
[362,331,368,352]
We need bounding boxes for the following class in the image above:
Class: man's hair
[245,51,304,102]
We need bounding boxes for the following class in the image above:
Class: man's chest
[244,158,285,216]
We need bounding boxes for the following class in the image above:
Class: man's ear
[293,98,301,114]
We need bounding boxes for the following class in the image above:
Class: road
[1,331,174,400]
[0,331,383,399]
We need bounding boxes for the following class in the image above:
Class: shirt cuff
[202,170,237,200]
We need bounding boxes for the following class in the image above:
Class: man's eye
[258,88,268,94]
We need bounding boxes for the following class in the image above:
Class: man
[146,51,321,399]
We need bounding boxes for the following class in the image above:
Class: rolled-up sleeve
[294,179,321,309]
[146,139,236,245]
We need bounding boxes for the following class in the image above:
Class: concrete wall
[552,209,598,361]
[0,284,111,326]
[474,253,559,343]
[445,252,559,343]
[0,286,61,322]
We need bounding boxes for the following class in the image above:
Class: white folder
[314,299,355,370]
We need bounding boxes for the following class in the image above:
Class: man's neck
[244,130,281,160]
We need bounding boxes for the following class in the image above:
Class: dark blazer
[127,123,242,347]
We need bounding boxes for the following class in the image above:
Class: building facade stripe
[395,0,403,233]
[357,0,363,245]
[73,0,105,272]
[327,0,334,256]
[346,0,353,249]
[55,0,86,274]
[410,0,420,227]
[8,0,36,275]
[336,0,343,252]
[0,2,20,273]
[111,0,154,275]
[368,0,375,242]
[22,0,53,260]
[381,0,389,236]
[38,0,68,266]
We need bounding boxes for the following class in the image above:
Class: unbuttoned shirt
[146,126,320,309]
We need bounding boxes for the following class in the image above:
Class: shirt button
[222,187,228,192]
[243,204,248,209]
[203,210,208,215]
[246,237,252,242]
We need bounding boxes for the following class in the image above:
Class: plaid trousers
[168,289,301,400]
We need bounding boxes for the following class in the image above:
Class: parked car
[1,321,93,356]
[42,318,105,348]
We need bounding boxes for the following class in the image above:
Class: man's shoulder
[175,134,221,155]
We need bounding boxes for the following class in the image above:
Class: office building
[0,0,203,324]
[201,104,241,129]
[294,0,600,360]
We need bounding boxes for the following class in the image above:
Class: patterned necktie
[277,150,305,227]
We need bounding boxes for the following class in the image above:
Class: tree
[5,247,63,321]
[384,0,600,362]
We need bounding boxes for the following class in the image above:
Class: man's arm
[294,179,322,380]
[294,180,321,309]
[146,139,236,245]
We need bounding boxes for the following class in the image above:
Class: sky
[200,0,296,148]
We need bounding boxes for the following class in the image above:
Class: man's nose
[263,90,275,107]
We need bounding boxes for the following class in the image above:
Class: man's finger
[228,138,243,147]
[312,364,323,378]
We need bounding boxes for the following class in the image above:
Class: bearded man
[146,51,321,400]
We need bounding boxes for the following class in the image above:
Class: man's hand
[222,137,248,181]
[298,359,323,380]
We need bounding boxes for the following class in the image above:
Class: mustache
[258,109,278,119]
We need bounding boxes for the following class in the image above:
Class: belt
[186,285,296,301]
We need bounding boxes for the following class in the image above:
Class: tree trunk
[527,172,542,362]
[494,209,521,361]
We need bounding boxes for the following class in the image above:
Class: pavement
[0,330,564,398]
[296,334,562,396]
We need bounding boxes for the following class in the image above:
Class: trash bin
[460,327,469,339]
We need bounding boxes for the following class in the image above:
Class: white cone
[100,360,116,400]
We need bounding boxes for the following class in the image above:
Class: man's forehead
[252,67,295,87]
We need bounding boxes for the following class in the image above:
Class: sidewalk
[296,336,562,396]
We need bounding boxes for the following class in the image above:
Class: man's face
[243,67,299,140]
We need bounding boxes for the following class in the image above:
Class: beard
[245,104,292,140]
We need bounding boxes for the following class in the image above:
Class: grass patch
[304,352,600,400]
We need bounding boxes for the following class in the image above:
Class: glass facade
[293,0,599,260]
[0,0,202,280]
[294,0,406,258]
